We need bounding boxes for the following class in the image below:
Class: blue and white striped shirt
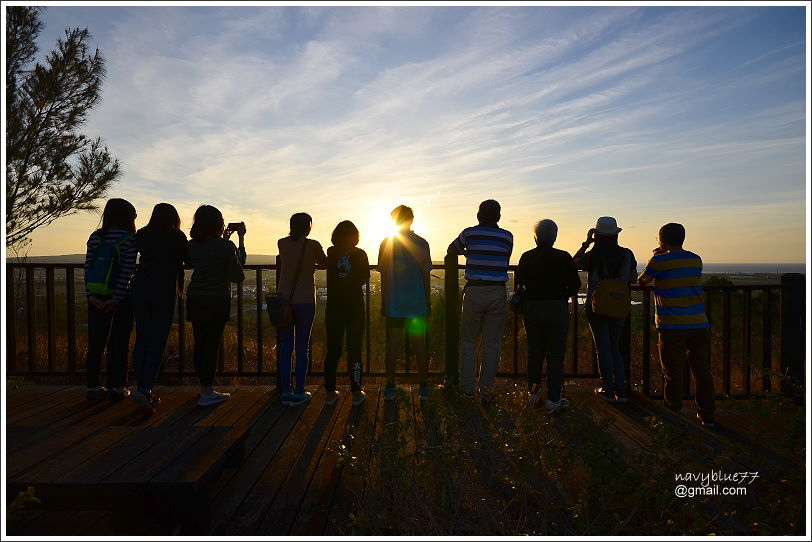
[449,225,513,282]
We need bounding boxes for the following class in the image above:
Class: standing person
[277,212,327,406]
[515,219,581,410]
[573,217,637,403]
[447,200,513,402]
[84,198,138,404]
[378,205,432,402]
[186,205,246,407]
[324,220,370,407]
[637,223,715,427]
[130,203,190,415]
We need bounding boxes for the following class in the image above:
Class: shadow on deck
[4,380,806,536]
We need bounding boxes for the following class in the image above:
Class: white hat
[595,216,622,236]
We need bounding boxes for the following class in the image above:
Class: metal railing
[5,261,805,398]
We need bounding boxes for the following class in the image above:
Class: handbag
[265,239,308,327]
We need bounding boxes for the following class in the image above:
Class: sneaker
[696,412,716,428]
[86,386,108,404]
[352,390,367,406]
[615,389,630,403]
[280,389,293,404]
[545,397,571,411]
[132,390,161,416]
[419,385,430,402]
[595,387,616,403]
[198,389,230,406]
[325,390,340,407]
[384,384,398,402]
[286,391,313,407]
[106,387,131,402]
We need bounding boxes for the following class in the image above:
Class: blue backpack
[86,232,132,295]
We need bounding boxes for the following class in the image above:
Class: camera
[226,222,246,235]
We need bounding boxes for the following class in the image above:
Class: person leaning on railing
[447,199,513,405]
[186,205,246,407]
[130,203,191,416]
[515,219,581,411]
[572,216,637,404]
[276,212,327,407]
[637,223,716,428]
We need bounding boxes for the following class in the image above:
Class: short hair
[190,205,224,240]
[100,198,137,233]
[659,223,686,246]
[331,220,360,247]
[289,212,313,239]
[391,205,414,226]
[533,219,558,244]
[477,199,501,223]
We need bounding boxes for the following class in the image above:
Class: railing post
[177,294,186,373]
[642,288,651,396]
[444,253,460,386]
[26,266,37,372]
[7,264,17,373]
[761,288,772,392]
[275,255,282,390]
[742,287,752,397]
[256,268,264,374]
[722,289,732,396]
[571,296,579,375]
[66,267,77,373]
[780,273,805,398]
[621,313,631,389]
[45,266,56,373]
[237,275,244,374]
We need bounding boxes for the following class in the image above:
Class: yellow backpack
[591,251,631,319]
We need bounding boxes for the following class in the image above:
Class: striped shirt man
[448,225,513,282]
[84,229,137,301]
[638,250,708,329]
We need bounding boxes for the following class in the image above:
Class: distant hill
[11,254,281,265]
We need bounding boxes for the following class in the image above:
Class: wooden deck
[4,381,806,536]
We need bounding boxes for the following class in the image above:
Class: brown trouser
[658,328,715,419]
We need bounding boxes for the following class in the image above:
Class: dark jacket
[516,246,581,302]
[133,227,189,296]
[326,246,369,312]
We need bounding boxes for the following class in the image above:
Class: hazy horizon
[9,5,808,264]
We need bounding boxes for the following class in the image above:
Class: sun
[365,208,400,240]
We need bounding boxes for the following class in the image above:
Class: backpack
[86,231,133,295]
[591,250,632,319]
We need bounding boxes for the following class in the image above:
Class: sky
[11,3,810,263]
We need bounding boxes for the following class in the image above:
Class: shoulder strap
[286,239,309,298]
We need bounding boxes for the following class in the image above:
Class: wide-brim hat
[595,216,622,236]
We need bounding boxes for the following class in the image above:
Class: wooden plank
[218,389,326,535]
[8,427,138,489]
[193,387,261,427]
[122,386,201,427]
[321,386,382,536]
[5,385,73,410]
[100,426,212,492]
[207,395,295,532]
[268,387,356,534]
[58,425,199,485]
[7,387,86,425]
[6,425,114,478]
[210,388,272,428]
[151,427,249,490]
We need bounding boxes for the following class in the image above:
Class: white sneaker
[325,390,340,406]
[545,397,570,411]
[352,390,367,406]
[198,389,230,406]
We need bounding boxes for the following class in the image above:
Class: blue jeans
[277,304,316,394]
[586,310,627,392]
[131,284,176,392]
